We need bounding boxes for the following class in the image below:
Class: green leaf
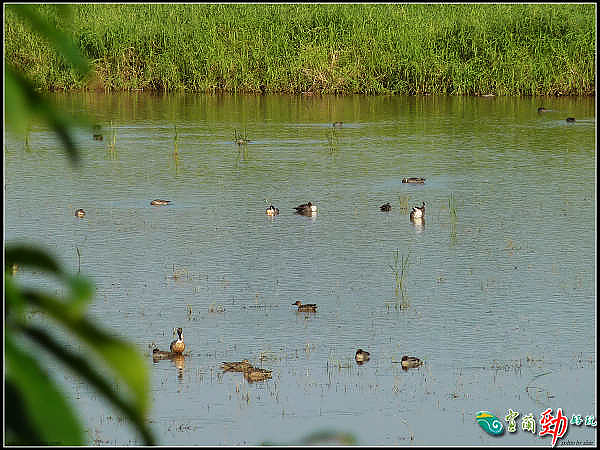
[4,69,29,137]
[5,333,84,445]
[4,273,26,319]
[21,324,156,445]
[24,291,151,418]
[5,243,63,275]
[5,380,44,445]
[63,273,95,317]
[5,67,80,165]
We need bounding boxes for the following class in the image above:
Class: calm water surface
[5,93,596,446]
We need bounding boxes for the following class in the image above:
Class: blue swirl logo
[476,411,505,436]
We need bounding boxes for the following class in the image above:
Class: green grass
[389,249,410,299]
[5,4,596,95]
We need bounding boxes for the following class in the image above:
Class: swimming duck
[537,107,550,113]
[332,121,343,127]
[401,355,423,369]
[221,359,253,372]
[292,300,318,312]
[266,205,280,216]
[566,117,576,122]
[294,201,317,215]
[92,124,103,140]
[402,177,426,184]
[410,202,425,220]
[243,366,272,382]
[152,348,177,360]
[380,202,391,212]
[170,327,185,354]
[75,208,86,218]
[355,349,370,363]
[151,199,171,206]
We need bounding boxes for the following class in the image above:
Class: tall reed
[389,249,410,308]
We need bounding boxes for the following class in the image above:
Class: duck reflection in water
[410,216,425,233]
[152,348,187,379]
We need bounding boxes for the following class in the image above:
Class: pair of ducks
[355,350,423,369]
[265,202,317,216]
[79,201,170,213]
[221,359,272,382]
[152,327,185,359]
[538,108,576,122]
[379,201,426,220]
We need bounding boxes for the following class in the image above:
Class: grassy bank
[5,3,596,95]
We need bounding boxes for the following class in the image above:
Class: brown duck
[292,300,318,312]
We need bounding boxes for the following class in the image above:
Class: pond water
[5,93,596,446]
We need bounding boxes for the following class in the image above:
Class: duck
[151,199,171,206]
[75,208,86,218]
[537,107,550,113]
[294,201,317,215]
[380,202,391,212]
[355,349,370,363]
[243,366,272,382]
[566,117,576,122]
[152,348,177,360]
[401,355,423,369]
[292,300,318,312]
[221,359,253,372]
[265,205,280,216]
[410,201,425,220]
[170,327,185,354]
[402,177,426,184]
[92,124,103,140]
[332,121,343,127]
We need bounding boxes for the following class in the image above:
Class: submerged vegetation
[5,3,595,95]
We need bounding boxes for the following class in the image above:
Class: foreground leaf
[5,334,84,445]
[5,67,80,165]
[21,324,155,445]
[24,290,150,416]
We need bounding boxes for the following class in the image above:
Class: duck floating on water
[402,177,426,184]
[355,349,371,363]
[410,202,425,220]
[537,107,550,113]
[266,205,280,216]
[221,359,253,372]
[75,208,86,218]
[243,366,272,382]
[566,117,576,122]
[152,348,177,360]
[151,199,171,206]
[401,355,423,369]
[170,327,185,354]
[294,201,317,215]
[292,300,318,312]
[380,202,391,212]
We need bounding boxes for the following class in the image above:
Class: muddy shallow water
[5,93,596,445]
